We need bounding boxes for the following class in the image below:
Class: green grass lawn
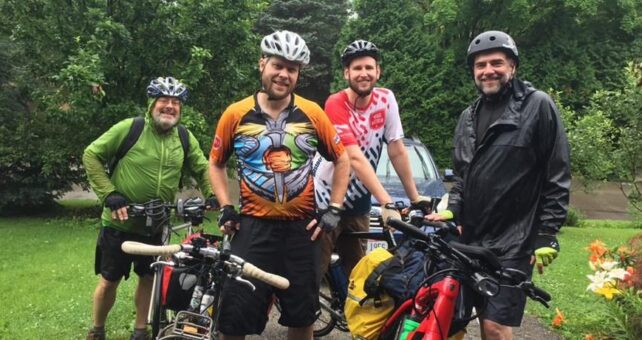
[527,226,641,339]
[0,201,221,340]
[0,202,639,339]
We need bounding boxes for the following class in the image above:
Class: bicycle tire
[150,262,171,338]
[313,275,338,337]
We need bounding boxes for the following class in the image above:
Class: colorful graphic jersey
[210,93,344,220]
[314,88,404,214]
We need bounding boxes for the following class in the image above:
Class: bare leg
[92,276,121,327]
[480,319,513,340]
[134,275,154,329]
[287,325,312,340]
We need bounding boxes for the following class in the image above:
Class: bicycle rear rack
[158,311,213,340]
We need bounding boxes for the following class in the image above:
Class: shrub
[564,206,584,227]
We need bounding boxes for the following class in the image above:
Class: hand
[381,203,401,230]
[410,195,432,213]
[425,209,453,221]
[205,195,220,210]
[306,204,343,241]
[318,205,343,232]
[105,192,128,222]
[533,233,560,274]
[218,205,240,235]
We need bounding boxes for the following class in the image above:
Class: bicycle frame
[380,218,551,340]
[381,276,462,340]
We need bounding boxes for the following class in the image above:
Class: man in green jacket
[83,77,215,340]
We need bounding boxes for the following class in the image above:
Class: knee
[481,319,512,340]
[97,277,120,293]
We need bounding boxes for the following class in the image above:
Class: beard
[152,111,179,132]
[475,73,511,96]
[261,75,295,101]
[348,77,375,97]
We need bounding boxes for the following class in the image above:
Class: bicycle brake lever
[150,260,175,269]
[234,276,256,291]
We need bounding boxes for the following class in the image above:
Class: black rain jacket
[448,78,571,259]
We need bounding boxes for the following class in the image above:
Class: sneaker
[129,329,150,340]
[86,329,105,340]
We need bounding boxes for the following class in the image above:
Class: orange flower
[552,308,565,328]
[587,240,608,258]
[584,334,594,340]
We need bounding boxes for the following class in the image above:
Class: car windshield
[376,144,438,182]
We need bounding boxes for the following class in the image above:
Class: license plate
[366,239,389,254]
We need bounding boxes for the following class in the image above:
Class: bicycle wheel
[314,275,338,337]
[150,262,172,338]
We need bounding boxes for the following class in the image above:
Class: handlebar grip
[532,285,551,302]
[121,241,181,256]
[387,218,431,243]
[242,262,290,290]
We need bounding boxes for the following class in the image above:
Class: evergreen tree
[255,0,350,105]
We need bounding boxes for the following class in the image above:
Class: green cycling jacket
[83,115,212,235]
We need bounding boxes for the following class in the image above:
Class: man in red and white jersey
[313,40,431,275]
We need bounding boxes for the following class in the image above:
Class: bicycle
[126,197,215,338]
[314,200,414,337]
[378,217,551,340]
[122,235,289,339]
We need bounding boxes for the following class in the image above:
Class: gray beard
[153,117,178,133]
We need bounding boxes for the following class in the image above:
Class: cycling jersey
[210,92,344,220]
[313,88,404,214]
[83,114,213,235]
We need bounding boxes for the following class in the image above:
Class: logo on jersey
[369,109,385,130]
[213,135,222,150]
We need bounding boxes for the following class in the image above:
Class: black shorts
[474,256,534,327]
[94,227,162,282]
[218,215,320,336]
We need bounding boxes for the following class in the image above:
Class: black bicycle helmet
[466,31,518,68]
[340,40,380,67]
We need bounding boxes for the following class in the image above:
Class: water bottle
[188,285,204,312]
[328,253,348,303]
[199,290,215,315]
[399,314,421,340]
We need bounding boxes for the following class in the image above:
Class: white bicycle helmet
[146,76,189,102]
[261,30,310,65]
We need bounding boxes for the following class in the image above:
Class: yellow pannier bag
[344,247,395,340]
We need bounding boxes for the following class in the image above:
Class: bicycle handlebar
[386,217,551,307]
[121,241,290,290]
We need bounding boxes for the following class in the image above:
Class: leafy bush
[564,207,584,227]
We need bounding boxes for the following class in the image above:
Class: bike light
[472,272,500,297]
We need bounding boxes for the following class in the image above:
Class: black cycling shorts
[94,227,162,282]
[474,256,534,327]
[218,215,320,336]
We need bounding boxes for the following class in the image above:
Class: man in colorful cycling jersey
[429,31,570,339]
[83,77,215,340]
[313,40,431,275]
[208,30,350,340]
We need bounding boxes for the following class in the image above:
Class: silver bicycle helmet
[146,76,189,102]
[467,31,519,68]
[341,39,380,66]
[261,30,310,65]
